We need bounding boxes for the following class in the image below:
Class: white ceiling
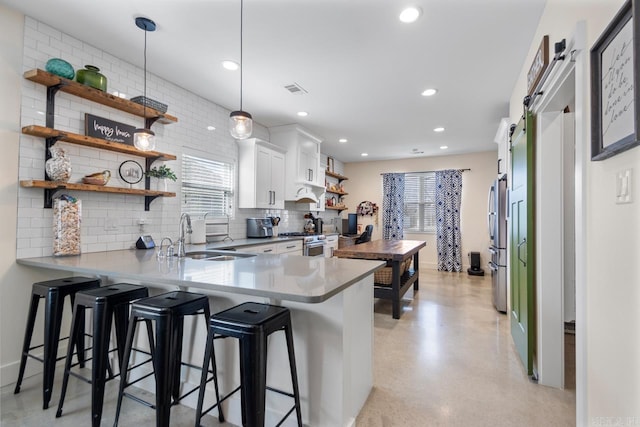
[3,0,545,163]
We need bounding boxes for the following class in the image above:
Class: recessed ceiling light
[222,60,239,71]
[421,88,437,97]
[207,125,216,131]
[339,138,348,143]
[440,145,448,150]
[399,7,422,23]
[297,111,308,117]
[361,152,369,157]
[434,127,445,132]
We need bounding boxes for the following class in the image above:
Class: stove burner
[278,232,316,237]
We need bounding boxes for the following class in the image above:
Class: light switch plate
[616,168,633,204]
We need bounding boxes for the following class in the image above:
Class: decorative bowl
[45,58,75,80]
[82,170,111,186]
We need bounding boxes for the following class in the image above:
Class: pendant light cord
[240,0,244,112]
[143,27,148,121]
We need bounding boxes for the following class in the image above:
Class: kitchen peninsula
[17,248,384,427]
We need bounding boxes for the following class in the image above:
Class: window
[403,172,436,233]
[181,154,234,217]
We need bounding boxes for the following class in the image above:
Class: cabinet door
[298,139,319,184]
[271,150,285,209]
[255,146,272,208]
[325,236,338,257]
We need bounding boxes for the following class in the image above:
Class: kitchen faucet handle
[158,236,174,259]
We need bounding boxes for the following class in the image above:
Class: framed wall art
[591,0,640,160]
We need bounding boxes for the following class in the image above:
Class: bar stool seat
[195,302,303,427]
[14,276,101,409]
[55,283,150,426]
[114,291,222,427]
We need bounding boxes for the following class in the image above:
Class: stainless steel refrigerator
[488,177,507,313]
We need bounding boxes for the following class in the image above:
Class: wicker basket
[374,258,411,285]
[130,96,168,113]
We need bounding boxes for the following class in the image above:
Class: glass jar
[53,195,81,256]
[45,145,72,182]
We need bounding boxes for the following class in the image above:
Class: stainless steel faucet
[158,237,174,259]
[177,213,192,258]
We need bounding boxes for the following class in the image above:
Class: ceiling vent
[284,82,308,95]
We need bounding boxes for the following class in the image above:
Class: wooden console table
[334,240,426,319]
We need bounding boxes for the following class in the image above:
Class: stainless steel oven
[304,237,326,257]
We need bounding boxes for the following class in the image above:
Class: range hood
[293,186,320,204]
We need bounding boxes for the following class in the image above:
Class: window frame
[180,149,236,219]
[403,171,436,234]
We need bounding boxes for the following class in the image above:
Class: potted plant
[146,165,177,191]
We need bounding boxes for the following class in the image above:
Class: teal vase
[45,58,75,80]
[76,65,107,91]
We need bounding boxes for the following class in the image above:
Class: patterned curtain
[382,173,404,240]
[436,170,462,272]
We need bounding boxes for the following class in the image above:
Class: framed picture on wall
[591,0,640,160]
[327,156,334,172]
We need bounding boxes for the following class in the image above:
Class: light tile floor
[356,270,576,427]
[1,270,575,426]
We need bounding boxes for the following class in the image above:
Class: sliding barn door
[510,112,536,376]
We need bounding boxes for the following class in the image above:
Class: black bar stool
[114,291,222,427]
[14,276,101,409]
[195,302,303,427]
[55,283,151,426]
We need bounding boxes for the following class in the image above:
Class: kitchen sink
[178,250,256,261]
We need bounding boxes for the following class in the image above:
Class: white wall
[509,0,640,422]
[0,4,72,388]
[345,151,497,270]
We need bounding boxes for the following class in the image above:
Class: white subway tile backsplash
[16,17,279,256]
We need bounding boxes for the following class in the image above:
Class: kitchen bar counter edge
[16,247,385,303]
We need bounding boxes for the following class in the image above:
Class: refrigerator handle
[487,186,495,239]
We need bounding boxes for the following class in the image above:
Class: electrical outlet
[616,168,633,204]
[104,217,119,231]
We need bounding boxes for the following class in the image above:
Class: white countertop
[16,248,384,303]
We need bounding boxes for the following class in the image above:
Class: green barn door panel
[509,112,535,376]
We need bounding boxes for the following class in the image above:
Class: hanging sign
[84,113,136,146]
[527,35,549,96]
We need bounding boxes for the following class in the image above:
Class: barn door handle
[517,238,527,267]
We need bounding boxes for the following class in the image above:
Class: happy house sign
[85,113,136,146]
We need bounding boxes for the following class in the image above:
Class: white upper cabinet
[494,118,510,177]
[237,138,286,209]
[269,124,324,201]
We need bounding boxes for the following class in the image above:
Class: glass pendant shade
[133,128,156,151]
[229,110,253,139]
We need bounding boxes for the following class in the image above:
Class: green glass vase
[76,65,107,91]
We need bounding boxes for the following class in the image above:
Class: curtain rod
[380,168,471,175]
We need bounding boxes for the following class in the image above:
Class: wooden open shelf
[20,179,175,197]
[24,69,177,124]
[325,170,348,181]
[23,68,179,210]
[22,125,176,161]
[325,205,348,212]
[326,189,348,196]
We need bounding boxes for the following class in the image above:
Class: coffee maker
[312,218,323,234]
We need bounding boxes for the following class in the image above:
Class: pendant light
[229,0,253,140]
[133,17,156,151]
